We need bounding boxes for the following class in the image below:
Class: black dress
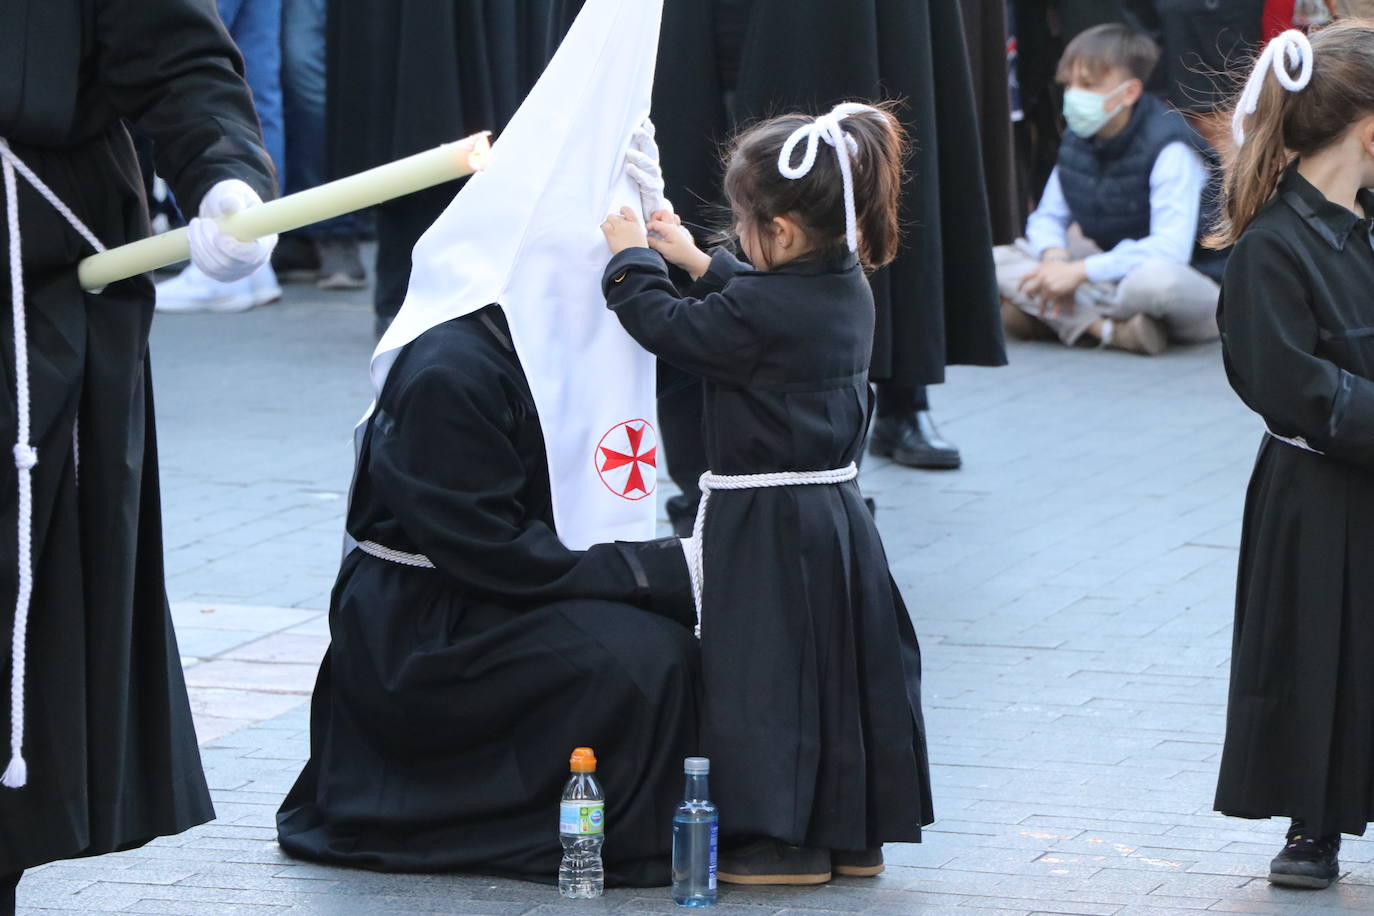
[603,248,932,851]
[1214,170,1374,838]
[277,308,700,886]
[0,0,273,873]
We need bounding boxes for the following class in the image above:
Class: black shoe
[869,412,961,470]
[271,233,320,283]
[717,837,830,886]
[863,496,877,519]
[832,845,884,877]
[665,493,698,538]
[317,237,368,290]
[1269,821,1340,889]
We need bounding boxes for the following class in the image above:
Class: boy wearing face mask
[994,23,1228,355]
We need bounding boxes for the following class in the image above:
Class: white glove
[188,179,277,282]
[625,118,673,220]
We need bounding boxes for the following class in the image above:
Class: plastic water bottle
[671,756,718,907]
[559,746,605,898]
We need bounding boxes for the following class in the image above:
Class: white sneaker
[155,264,282,314]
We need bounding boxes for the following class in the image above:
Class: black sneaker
[717,837,831,885]
[316,237,368,290]
[833,845,884,877]
[1269,821,1340,889]
[271,233,320,283]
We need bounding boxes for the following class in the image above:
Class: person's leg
[1113,260,1220,344]
[226,0,284,176]
[1,870,19,914]
[373,183,457,335]
[279,0,364,288]
[869,382,960,470]
[995,241,1059,341]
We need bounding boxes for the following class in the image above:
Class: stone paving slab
[16,286,1374,914]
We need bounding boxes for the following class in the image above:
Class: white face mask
[1062,82,1131,138]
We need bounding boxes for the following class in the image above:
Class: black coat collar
[1279,167,1374,252]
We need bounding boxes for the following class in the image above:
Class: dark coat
[653,0,1007,387]
[325,0,585,178]
[960,0,1019,247]
[278,308,700,885]
[1214,171,1374,837]
[0,0,274,872]
[604,247,932,848]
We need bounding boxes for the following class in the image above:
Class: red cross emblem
[595,419,657,501]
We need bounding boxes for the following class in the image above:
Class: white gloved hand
[625,118,673,220]
[187,179,277,282]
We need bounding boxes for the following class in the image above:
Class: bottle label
[560,801,605,835]
[708,822,718,890]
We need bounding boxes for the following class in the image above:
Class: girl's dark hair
[722,102,907,269]
[1209,19,1374,248]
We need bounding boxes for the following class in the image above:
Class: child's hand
[647,210,712,280]
[601,207,648,255]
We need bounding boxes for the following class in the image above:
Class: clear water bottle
[559,747,605,898]
[671,756,718,907]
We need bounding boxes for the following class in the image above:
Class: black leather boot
[869,411,961,470]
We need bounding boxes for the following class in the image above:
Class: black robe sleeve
[602,247,762,384]
[1220,227,1374,468]
[366,342,695,628]
[94,0,276,210]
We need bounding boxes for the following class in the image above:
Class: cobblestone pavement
[16,281,1374,915]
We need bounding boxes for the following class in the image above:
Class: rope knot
[12,445,36,471]
[776,103,886,254]
[1233,29,1315,147]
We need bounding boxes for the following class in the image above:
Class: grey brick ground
[17,281,1374,914]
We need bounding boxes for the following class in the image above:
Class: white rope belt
[688,463,858,636]
[356,539,436,569]
[1264,424,1323,455]
[0,138,105,789]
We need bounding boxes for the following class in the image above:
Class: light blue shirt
[1025,141,1208,284]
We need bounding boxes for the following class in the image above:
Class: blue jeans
[217,0,285,180]
[280,0,352,236]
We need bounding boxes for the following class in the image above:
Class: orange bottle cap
[569,747,597,772]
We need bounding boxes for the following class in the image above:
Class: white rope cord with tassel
[777,102,888,254]
[1232,29,1314,148]
[687,463,859,636]
[0,138,106,789]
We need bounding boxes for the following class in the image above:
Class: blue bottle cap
[684,757,709,775]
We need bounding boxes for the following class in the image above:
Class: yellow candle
[78,132,492,291]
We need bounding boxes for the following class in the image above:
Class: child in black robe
[1209,22,1374,890]
[600,103,933,885]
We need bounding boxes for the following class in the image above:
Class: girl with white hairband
[1210,20,1374,892]
[599,102,933,886]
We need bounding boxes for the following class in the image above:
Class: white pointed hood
[370,0,665,550]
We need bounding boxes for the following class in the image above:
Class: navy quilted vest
[1057,94,1226,280]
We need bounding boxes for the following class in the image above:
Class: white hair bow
[1233,29,1314,148]
[777,102,887,254]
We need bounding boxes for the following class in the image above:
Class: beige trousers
[994,238,1220,346]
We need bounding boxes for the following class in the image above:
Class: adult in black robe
[653,0,1007,496]
[0,0,274,897]
[1214,171,1374,840]
[277,307,700,886]
[325,0,585,334]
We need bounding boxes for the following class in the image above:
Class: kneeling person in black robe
[276,307,699,886]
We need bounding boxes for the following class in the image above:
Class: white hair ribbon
[777,102,886,254]
[1233,29,1315,148]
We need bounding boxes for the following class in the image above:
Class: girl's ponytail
[842,106,906,268]
[1209,22,1374,248]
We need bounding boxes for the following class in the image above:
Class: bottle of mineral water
[671,756,718,907]
[559,747,605,898]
